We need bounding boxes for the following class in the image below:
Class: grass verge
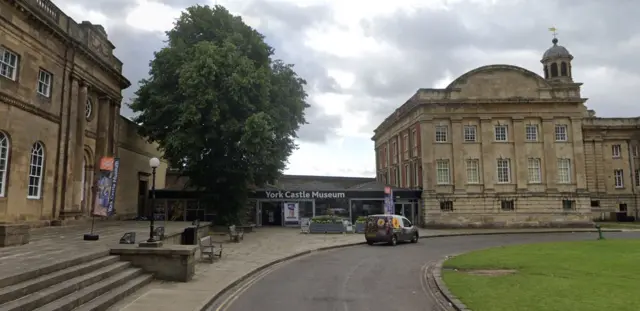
[442,239,640,311]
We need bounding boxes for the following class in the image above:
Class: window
[557,158,571,184]
[402,134,409,160]
[37,70,52,97]
[466,159,480,184]
[614,169,624,188]
[435,126,448,142]
[525,124,538,141]
[555,124,568,141]
[391,140,397,164]
[411,129,418,157]
[635,169,640,187]
[501,200,515,211]
[562,199,575,211]
[404,164,410,187]
[590,200,600,208]
[527,158,542,183]
[494,125,508,142]
[436,160,450,184]
[414,164,421,187]
[463,125,477,142]
[395,167,400,186]
[440,201,453,211]
[27,142,45,199]
[612,144,621,158]
[0,48,18,80]
[86,99,93,120]
[634,145,639,158]
[0,132,8,197]
[496,158,511,183]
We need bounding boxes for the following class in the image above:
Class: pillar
[570,118,587,190]
[62,77,80,214]
[480,117,494,191]
[71,82,88,211]
[542,118,557,191]
[512,117,527,190]
[450,117,465,192]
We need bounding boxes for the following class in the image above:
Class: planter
[354,223,366,234]
[309,223,345,234]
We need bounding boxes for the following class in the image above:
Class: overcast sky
[54,0,640,177]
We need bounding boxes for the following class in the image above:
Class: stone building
[373,37,640,228]
[0,0,167,223]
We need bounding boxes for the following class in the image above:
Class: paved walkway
[107,226,620,311]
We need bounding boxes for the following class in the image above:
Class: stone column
[421,118,435,192]
[108,102,120,156]
[480,117,494,191]
[450,117,465,192]
[570,118,587,190]
[512,117,527,190]
[62,77,80,215]
[95,97,110,160]
[71,82,88,211]
[542,118,558,191]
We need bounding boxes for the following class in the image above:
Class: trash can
[181,226,197,245]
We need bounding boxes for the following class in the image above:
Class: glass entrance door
[394,202,416,223]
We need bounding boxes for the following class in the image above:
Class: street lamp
[148,157,160,243]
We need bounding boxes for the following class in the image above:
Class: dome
[542,38,572,59]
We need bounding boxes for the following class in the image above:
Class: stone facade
[373,38,639,228]
[0,0,166,223]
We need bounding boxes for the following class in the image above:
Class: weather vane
[548,27,558,38]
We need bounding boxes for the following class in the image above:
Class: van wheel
[366,240,374,245]
[411,233,418,243]
[389,235,397,246]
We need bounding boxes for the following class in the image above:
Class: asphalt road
[209,232,640,311]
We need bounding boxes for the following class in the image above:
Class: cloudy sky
[54,0,640,177]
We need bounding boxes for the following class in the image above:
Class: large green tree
[130,5,309,223]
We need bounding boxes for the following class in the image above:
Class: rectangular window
[494,125,508,142]
[634,145,639,158]
[590,200,600,208]
[440,201,453,212]
[557,158,571,184]
[463,125,477,142]
[614,169,624,188]
[402,134,409,160]
[436,160,450,185]
[414,164,420,187]
[562,200,575,211]
[501,200,515,211]
[527,158,542,183]
[496,158,511,183]
[466,159,480,184]
[404,164,410,187]
[411,128,418,157]
[612,144,621,158]
[37,70,52,97]
[525,124,538,141]
[435,126,448,142]
[635,169,640,187]
[395,167,400,186]
[391,140,397,164]
[0,48,18,80]
[555,124,568,141]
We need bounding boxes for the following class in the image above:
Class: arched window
[0,132,9,197]
[27,142,45,199]
[560,62,568,76]
[544,65,549,79]
[550,63,559,77]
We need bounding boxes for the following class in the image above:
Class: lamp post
[148,157,160,243]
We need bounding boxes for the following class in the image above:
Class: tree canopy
[130,5,309,223]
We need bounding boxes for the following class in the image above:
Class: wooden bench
[199,235,222,263]
[119,232,136,244]
[228,225,244,242]
[236,224,256,233]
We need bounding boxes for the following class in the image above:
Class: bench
[119,232,136,244]
[228,225,244,242]
[236,224,256,233]
[199,235,222,263]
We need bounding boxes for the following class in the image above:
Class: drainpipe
[627,139,638,220]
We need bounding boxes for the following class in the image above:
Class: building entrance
[260,201,282,226]
[394,202,416,223]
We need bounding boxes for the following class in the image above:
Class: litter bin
[181,226,198,245]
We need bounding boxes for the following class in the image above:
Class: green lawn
[442,240,640,311]
[597,222,640,229]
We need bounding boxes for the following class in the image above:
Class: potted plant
[354,216,367,233]
[309,215,345,233]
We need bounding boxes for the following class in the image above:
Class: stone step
[32,268,145,311]
[0,250,109,288]
[71,274,154,311]
[0,261,131,311]
[0,256,120,305]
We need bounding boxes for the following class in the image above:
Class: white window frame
[402,134,409,160]
[466,159,480,184]
[411,128,418,157]
[525,124,538,141]
[463,125,477,142]
[0,132,8,197]
[494,125,508,142]
[414,164,420,187]
[27,142,45,199]
[37,69,52,97]
[436,160,450,185]
[614,169,624,188]
[612,145,621,158]
[557,158,572,184]
[496,158,511,183]
[0,47,18,80]
[391,140,397,164]
[435,126,448,143]
[527,158,542,184]
[555,124,568,141]
[404,164,410,187]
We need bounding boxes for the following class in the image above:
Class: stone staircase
[0,251,153,311]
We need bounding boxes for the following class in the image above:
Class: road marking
[215,263,282,311]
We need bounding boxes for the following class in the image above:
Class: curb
[432,258,469,311]
[198,229,621,310]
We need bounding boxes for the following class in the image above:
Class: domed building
[373,37,640,228]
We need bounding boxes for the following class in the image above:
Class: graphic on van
[392,217,400,229]
[377,219,385,227]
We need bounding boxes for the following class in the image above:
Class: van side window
[402,218,412,227]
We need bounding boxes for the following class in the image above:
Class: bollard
[595,224,605,240]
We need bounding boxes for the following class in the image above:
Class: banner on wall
[384,186,394,215]
[92,157,120,217]
[284,202,299,222]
